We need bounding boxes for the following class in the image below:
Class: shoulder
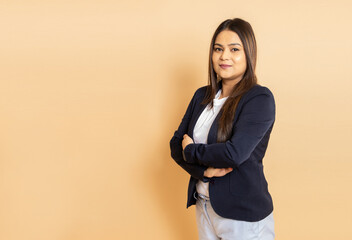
[245,84,274,97]
[194,85,208,96]
[237,84,276,116]
[192,85,208,101]
[242,84,275,103]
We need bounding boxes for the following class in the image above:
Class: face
[212,30,247,85]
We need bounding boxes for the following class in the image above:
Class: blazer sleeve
[183,87,275,169]
[170,89,209,181]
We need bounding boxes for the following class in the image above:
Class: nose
[220,48,231,60]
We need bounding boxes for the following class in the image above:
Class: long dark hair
[203,18,258,142]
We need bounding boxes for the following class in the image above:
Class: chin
[221,77,242,84]
[220,76,237,81]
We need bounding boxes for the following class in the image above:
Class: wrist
[204,168,212,178]
[183,142,192,151]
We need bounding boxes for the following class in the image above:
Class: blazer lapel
[207,94,246,144]
[207,109,221,144]
[188,102,207,139]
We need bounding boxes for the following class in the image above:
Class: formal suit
[170,83,276,222]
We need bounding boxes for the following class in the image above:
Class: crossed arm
[182,134,233,178]
[169,88,233,181]
[171,86,275,179]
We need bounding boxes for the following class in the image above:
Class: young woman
[170,18,276,239]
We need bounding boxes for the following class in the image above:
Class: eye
[231,48,239,52]
[214,47,223,52]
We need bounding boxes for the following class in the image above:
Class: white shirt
[194,90,228,197]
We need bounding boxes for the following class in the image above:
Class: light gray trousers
[195,195,275,240]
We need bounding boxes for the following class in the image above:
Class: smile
[219,64,232,69]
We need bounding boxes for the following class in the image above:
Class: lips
[219,64,232,69]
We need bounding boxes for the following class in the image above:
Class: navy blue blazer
[170,83,276,222]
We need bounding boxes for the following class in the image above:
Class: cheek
[212,55,218,70]
[234,55,247,69]
[212,54,217,64]
[234,55,245,63]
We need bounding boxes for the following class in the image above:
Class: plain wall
[1,0,352,239]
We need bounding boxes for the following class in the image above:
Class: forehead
[215,30,242,45]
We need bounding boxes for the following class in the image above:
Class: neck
[219,80,239,98]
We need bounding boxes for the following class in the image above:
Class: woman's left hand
[182,134,194,150]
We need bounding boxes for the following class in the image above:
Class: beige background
[1,0,352,239]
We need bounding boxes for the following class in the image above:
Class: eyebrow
[214,43,242,47]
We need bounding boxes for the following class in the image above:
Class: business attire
[170,82,276,239]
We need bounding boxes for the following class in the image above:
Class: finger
[213,168,232,177]
[217,168,228,173]
[213,169,225,177]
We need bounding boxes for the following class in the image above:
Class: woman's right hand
[204,167,233,178]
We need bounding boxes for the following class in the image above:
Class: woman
[169,18,276,239]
